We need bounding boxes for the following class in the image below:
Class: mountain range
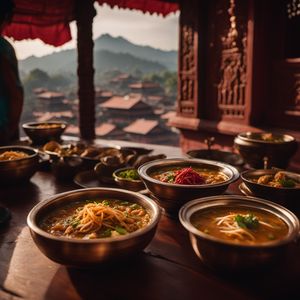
[19,34,178,75]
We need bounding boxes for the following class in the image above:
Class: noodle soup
[151,166,228,185]
[40,199,151,239]
[191,207,288,245]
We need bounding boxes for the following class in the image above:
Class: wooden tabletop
[1,140,300,300]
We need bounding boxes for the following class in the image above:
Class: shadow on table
[0,181,40,295]
[44,252,246,300]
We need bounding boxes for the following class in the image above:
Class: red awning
[3,0,178,47]
[97,0,178,17]
[3,0,74,46]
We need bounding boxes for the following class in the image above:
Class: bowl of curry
[138,158,239,215]
[27,187,161,267]
[22,121,67,145]
[241,169,300,208]
[179,195,299,272]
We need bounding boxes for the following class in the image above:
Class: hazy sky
[10,3,179,60]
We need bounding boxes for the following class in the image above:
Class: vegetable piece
[174,167,205,185]
[235,214,259,230]
[115,226,127,235]
[100,229,112,238]
[278,178,296,188]
[118,169,140,180]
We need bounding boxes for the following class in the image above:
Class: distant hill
[19,34,177,75]
[94,34,177,71]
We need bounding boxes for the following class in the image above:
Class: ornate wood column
[75,0,96,140]
[170,0,259,151]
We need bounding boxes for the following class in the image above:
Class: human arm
[0,54,23,140]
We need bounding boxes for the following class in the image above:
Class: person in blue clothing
[0,0,23,144]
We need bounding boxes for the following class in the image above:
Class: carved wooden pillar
[75,0,96,140]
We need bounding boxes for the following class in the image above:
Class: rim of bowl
[138,157,240,188]
[237,132,295,144]
[113,167,142,183]
[0,145,38,161]
[179,194,299,248]
[27,187,161,244]
[22,121,67,129]
[241,169,300,191]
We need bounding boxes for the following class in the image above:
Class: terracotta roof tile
[123,119,158,135]
[100,94,142,109]
[37,91,65,100]
[95,123,116,136]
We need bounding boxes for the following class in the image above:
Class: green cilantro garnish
[235,214,259,230]
[279,178,296,188]
[115,226,127,235]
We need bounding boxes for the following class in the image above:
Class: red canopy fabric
[3,0,74,46]
[97,0,178,17]
[3,0,178,47]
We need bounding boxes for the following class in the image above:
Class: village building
[128,81,163,95]
[99,94,154,125]
[122,118,178,145]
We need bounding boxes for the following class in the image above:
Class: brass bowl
[27,188,161,267]
[113,167,145,192]
[0,146,39,184]
[138,158,239,215]
[234,132,298,168]
[241,169,300,209]
[179,195,299,272]
[22,121,67,145]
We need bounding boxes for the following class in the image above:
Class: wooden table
[1,140,300,300]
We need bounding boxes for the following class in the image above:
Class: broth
[151,166,228,185]
[40,199,150,239]
[191,207,288,245]
[36,123,62,129]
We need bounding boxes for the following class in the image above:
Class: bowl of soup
[22,121,67,145]
[138,158,239,216]
[0,146,39,184]
[241,169,300,208]
[27,187,161,267]
[179,195,299,272]
[234,132,298,168]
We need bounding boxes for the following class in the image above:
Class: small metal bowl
[241,169,300,209]
[179,195,299,272]
[0,146,39,184]
[27,188,161,267]
[22,121,67,145]
[138,158,239,215]
[113,167,145,192]
[234,132,298,168]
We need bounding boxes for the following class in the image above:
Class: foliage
[143,71,177,96]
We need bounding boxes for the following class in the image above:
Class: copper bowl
[241,169,300,209]
[113,167,145,192]
[0,145,39,184]
[179,195,299,272]
[27,188,161,267]
[22,121,67,145]
[138,158,239,215]
[234,132,298,168]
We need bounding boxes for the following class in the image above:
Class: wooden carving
[178,23,196,116]
[178,0,199,118]
[216,0,247,119]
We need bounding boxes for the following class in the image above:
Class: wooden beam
[75,0,96,140]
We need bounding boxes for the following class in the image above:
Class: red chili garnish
[174,167,205,185]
